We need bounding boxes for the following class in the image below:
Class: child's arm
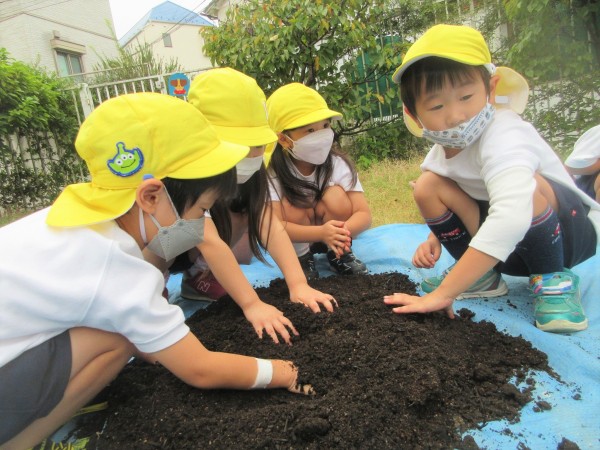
[143,332,311,393]
[385,247,499,317]
[269,200,353,253]
[342,191,372,238]
[412,232,442,269]
[260,210,337,313]
[198,219,298,344]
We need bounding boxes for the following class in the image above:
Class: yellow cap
[265,83,342,164]
[188,68,277,147]
[47,93,249,227]
[392,24,529,137]
[266,83,342,133]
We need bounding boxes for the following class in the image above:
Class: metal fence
[65,68,211,125]
[0,69,212,213]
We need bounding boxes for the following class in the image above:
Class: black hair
[209,166,271,264]
[268,135,357,209]
[400,57,491,118]
[162,168,237,216]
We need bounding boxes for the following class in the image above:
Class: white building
[119,1,216,72]
[0,0,119,77]
[202,0,244,23]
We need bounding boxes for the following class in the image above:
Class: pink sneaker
[181,271,227,301]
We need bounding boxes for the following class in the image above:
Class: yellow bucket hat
[188,68,277,147]
[264,83,342,164]
[47,93,249,227]
[392,24,529,137]
[266,82,342,133]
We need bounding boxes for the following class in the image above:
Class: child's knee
[280,199,313,225]
[413,171,444,204]
[319,185,352,218]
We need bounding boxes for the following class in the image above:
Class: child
[265,83,372,279]
[383,24,600,333]
[565,124,600,202]
[0,93,310,449]
[168,67,337,320]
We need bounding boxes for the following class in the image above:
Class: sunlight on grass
[360,158,424,227]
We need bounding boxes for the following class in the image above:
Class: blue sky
[108,0,210,39]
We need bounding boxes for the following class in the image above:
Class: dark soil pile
[81,272,558,449]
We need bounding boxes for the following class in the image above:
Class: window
[163,33,172,47]
[56,51,83,78]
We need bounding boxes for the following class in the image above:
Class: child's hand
[383,292,455,318]
[272,360,316,395]
[243,301,299,345]
[289,283,338,313]
[412,238,441,268]
[321,220,351,257]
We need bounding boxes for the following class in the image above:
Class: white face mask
[236,155,263,184]
[420,102,495,149]
[139,188,205,261]
[288,128,334,165]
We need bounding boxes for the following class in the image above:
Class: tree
[201,0,433,137]
[502,0,600,153]
[504,0,599,80]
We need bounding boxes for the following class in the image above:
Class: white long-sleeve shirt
[420,109,600,262]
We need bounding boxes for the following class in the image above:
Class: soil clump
[80,272,557,449]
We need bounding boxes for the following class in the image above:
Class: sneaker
[309,241,328,254]
[327,249,368,275]
[181,270,227,301]
[530,269,588,333]
[421,263,508,299]
[298,252,319,281]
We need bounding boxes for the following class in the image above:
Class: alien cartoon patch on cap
[107,142,144,177]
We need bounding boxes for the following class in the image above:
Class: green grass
[0,158,424,228]
[0,209,31,227]
[361,157,423,227]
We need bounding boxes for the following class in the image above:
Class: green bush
[345,122,426,170]
[0,48,84,213]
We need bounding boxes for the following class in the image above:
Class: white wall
[0,0,118,74]
[125,22,214,72]
[204,0,244,23]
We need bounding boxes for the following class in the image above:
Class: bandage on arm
[250,358,273,389]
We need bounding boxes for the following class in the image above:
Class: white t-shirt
[565,124,600,170]
[267,154,363,202]
[420,108,600,261]
[0,208,189,368]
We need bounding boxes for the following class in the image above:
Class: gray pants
[0,330,72,444]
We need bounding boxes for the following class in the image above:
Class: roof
[119,1,214,47]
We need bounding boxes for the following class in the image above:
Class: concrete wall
[0,0,118,74]
[124,22,214,72]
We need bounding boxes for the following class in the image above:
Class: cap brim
[284,109,342,131]
[211,124,277,147]
[264,141,277,167]
[167,140,249,179]
[392,55,427,83]
[47,183,137,227]
[47,140,249,227]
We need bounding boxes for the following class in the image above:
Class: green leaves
[201,0,410,136]
[0,48,83,212]
[0,50,75,135]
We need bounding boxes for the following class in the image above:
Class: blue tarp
[168,223,600,450]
